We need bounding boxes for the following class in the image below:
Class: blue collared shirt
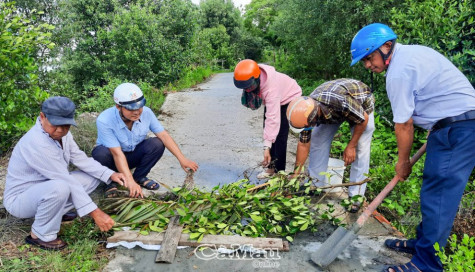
[96,106,164,152]
[386,43,475,129]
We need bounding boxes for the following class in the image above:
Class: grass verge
[0,218,111,272]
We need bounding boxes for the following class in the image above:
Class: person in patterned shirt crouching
[286,78,375,213]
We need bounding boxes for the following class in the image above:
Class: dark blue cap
[41,96,77,126]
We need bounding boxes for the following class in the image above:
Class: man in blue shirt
[92,83,198,197]
[351,23,475,272]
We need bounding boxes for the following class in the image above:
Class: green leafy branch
[101,173,323,242]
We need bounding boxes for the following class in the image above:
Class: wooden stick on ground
[155,170,194,263]
[246,176,371,194]
[293,178,372,195]
[246,181,271,193]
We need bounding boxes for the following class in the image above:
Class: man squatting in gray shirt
[3,96,136,250]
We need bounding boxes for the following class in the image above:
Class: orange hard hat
[286,97,319,133]
[233,59,261,89]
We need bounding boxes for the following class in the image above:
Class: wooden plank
[155,170,195,263]
[282,241,290,252]
[155,216,183,263]
[108,230,286,250]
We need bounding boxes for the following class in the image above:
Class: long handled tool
[310,143,427,267]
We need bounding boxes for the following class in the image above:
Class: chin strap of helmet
[370,71,374,93]
[118,106,134,123]
[376,39,396,66]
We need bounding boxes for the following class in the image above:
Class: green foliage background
[0,2,53,151]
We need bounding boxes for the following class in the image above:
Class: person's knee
[92,146,113,164]
[147,137,165,154]
[47,180,71,201]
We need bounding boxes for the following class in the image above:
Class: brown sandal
[25,235,67,250]
[104,183,119,198]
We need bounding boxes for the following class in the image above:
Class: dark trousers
[92,137,165,182]
[412,119,475,272]
[263,103,290,172]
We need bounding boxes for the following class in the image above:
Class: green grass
[70,115,99,156]
[173,66,216,90]
[0,218,110,272]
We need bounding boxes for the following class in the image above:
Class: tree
[192,25,234,67]
[243,0,278,46]
[199,0,241,42]
[46,0,199,103]
[104,2,197,86]
[271,0,401,79]
[0,2,54,151]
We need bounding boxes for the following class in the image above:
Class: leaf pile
[101,173,319,242]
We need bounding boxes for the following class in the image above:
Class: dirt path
[103,73,411,272]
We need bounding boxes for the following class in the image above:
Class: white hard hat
[113,83,146,110]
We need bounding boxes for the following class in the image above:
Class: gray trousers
[5,171,101,242]
[308,113,375,197]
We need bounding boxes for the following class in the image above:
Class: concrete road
[147,72,299,190]
[103,73,410,272]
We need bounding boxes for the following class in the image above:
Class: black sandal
[137,177,160,190]
[61,211,78,222]
[384,238,416,255]
[383,261,422,272]
[348,202,361,213]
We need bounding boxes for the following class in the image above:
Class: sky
[191,0,252,10]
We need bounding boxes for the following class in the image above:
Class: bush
[296,78,326,96]
[390,0,475,85]
[435,234,475,272]
[78,79,165,114]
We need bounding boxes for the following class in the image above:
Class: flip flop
[25,235,67,250]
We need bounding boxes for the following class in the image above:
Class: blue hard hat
[350,23,397,66]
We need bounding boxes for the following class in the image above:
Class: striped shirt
[309,78,374,125]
